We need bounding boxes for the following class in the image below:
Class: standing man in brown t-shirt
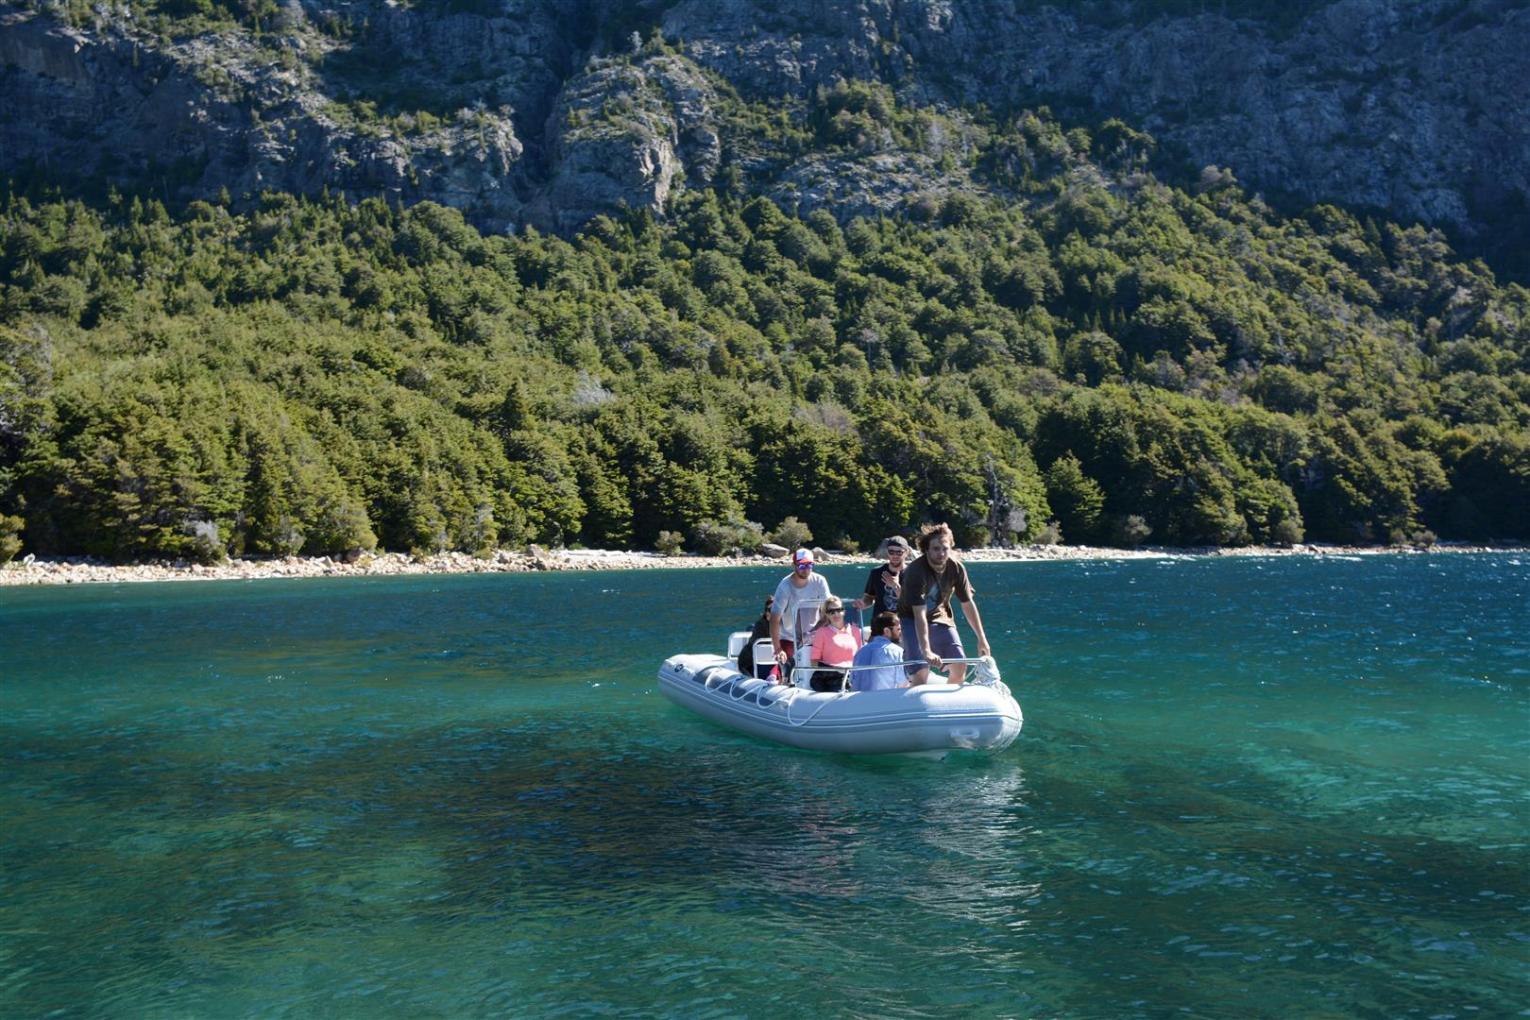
[896,522,992,685]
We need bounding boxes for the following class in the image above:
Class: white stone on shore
[0,541,1512,587]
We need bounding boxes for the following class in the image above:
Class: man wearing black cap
[853,535,910,616]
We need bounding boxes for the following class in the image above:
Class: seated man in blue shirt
[850,612,907,692]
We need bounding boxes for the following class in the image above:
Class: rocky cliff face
[937,0,1530,239]
[662,0,1530,244]
[0,1,559,227]
[534,52,721,232]
[2,0,1526,264]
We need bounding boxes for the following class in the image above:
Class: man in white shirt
[769,547,831,684]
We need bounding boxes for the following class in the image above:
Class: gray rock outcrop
[536,53,721,231]
[2,0,1526,257]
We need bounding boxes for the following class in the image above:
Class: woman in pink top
[808,595,863,692]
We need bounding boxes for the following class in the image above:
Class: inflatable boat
[657,631,1022,756]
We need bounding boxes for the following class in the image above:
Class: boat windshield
[793,602,821,645]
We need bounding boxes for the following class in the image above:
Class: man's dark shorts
[897,618,964,676]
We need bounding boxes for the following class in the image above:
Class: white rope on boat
[785,688,850,727]
[756,684,791,709]
[964,655,1011,699]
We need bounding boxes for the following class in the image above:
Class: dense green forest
[2,136,1527,561]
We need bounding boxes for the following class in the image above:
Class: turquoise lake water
[2,554,1527,1018]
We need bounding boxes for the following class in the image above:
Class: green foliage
[0,158,1526,563]
[1044,453,1106,544]
[1437,427,1530,539]
[1033,520,1063,545]
[691,516,764,556]
[1063,331,1124,386]
[808,79,947,155]
[0,513,22,563]
[766,515,813,550]
[654,529,684,556]
[1035,386,1308,545]
[1302,413,1446,543]
[1113,514,1152,547]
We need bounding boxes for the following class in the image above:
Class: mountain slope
[3,0,1527,275]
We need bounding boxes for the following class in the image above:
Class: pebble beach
[0,541,1507,587]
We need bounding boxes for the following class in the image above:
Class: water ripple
[2,557,1526,1017]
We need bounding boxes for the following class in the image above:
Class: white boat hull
[658,654,1022,755]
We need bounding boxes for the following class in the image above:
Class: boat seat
[751,638,773,679]
[727,630,751,660]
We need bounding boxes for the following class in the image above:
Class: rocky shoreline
[0,542,1513,587]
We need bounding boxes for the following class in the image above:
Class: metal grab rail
[799,655,1009,696]
[800,656,991,674]
[724,653,1008,725]
[781,657,1005,725]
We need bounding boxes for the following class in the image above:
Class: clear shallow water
[2,554,1526,1018]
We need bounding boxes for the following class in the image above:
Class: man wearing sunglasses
[769,547,832,683]
[852,534,910,616]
